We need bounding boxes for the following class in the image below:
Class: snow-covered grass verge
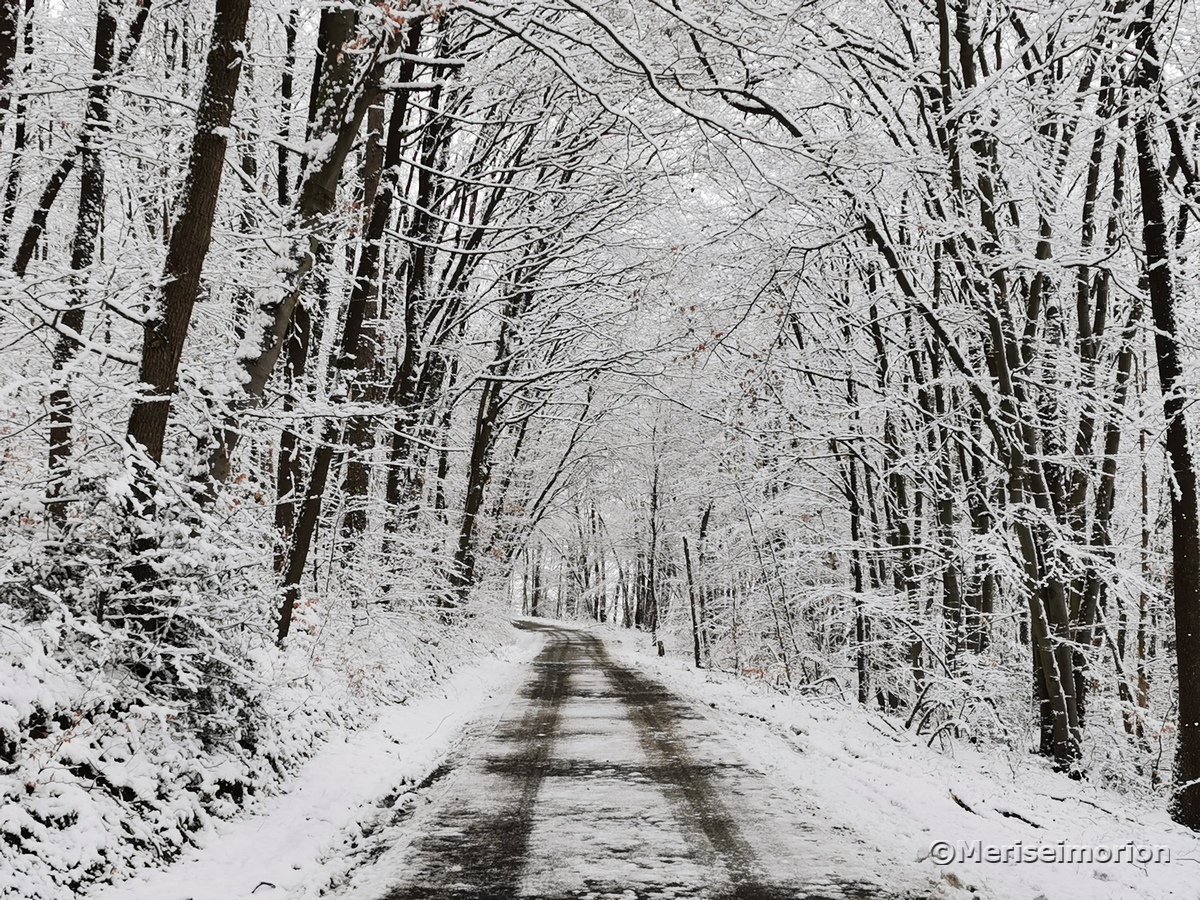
[602,626,1200,900]
[86,621,542,900]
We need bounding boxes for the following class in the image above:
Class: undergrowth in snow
[89,622,542,900]
[0,561,514,900]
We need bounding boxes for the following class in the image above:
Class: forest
[3,0,1200,894]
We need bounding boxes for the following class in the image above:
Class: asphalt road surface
[372,623,900,900]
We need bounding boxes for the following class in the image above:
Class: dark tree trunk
[696,501,713,666]
[338,98,388,542]
[278,436,336,643]
[11,1,149,276]
[450,380,500,598]
[340,26,423,539]
[647,464,660,637]
[1126,0,1200,829]
[683,535,702,668]
[272,5,304,574]
[384,40,454,522]
[449,274,534,599]
[277,28,432,641]
[0,2,18,130]
[125,0,250,493]
[277,4,297,207]
[207,9,410,488]
[0,0,32,253]
[1134,92,1200,831]
[46,0,119,524]
[847,448,869,704]
[274,302,309,574]
[11,156,74,277]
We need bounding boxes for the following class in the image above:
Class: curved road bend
[372,622,901,900]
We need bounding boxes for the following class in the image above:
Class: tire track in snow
[367,623,897,900]
[378,624,570,899]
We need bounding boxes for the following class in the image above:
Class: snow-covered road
[341,622,901,900]
[94,620,1199,900]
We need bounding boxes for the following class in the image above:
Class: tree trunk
[339,25,423,539]
[272,7,303,574]
[449,272,535,599]
[683,535,702,668]
[11,0,149,277]
[646,462,660,637]
[0,0,32,254]
[1134,89,1200,830]
[450,379,501,599]
[277,5,297,207]
[125,0,250,498]
[207,10,415,488]
[338,98,388,543]
[0,2,18,120]
[46,0,119,524]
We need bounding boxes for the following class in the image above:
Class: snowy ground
[88,620,1200,900]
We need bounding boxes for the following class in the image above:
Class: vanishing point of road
[356,622,906,900]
